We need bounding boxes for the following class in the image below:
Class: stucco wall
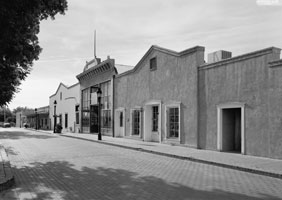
[198,47,281,159]
[114,46,204,147]
[267,59,282,159]
[49,83,80,133]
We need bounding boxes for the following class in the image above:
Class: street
[0,128,282,200]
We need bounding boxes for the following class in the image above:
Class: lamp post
[53,100,57,133]
[34,108,37,130]
[97,88,102,140]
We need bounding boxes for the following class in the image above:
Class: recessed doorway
[217,103,245,154]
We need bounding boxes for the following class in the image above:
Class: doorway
[217,103,245,154]
[114,108,125,137]
[222,108,241,152]
[90,105,99,133]
[144,101,161,142]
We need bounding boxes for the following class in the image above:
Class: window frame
[150,57,157,71]
[152,106,159,132]
[165,102,181,141]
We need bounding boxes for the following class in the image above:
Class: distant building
[15,109,33,128]
[36,106,50,130]
[49,83,80,133]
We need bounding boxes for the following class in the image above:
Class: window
[120,112,123,127]
[169,107,179,138]
[60,92,62,100]
[45,118,47,125]
[82,89,90,110]
[150,57,157,71]
[102,110,111,128]
[65,113,68,128]
[82,112,90,133]
[75,105,79,124]
[133,110,140,135]
[152,106,158,131]
[101,81,112,129]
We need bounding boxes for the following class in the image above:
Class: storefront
[77,56,117,136]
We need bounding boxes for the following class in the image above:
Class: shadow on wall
[3,160,281,200]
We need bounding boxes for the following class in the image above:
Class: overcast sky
[8,0,282,110]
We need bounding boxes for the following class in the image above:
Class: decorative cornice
[269,59,282,68]
[76,59,115,81]
[199,47,281,71]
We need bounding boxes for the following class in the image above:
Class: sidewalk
[0,145,15,192]
[33,129,282,180]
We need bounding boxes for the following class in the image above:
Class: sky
[8,0,282,110]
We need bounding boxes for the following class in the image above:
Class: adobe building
[114,45,205,147]
[114,44,282,160]
[198,47,282,159]
[76,57,117,136]
[49,82,80,133]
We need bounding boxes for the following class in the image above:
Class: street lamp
[97,88,102,140]
[20,113,21,128]
[53,100,57,133]
[34,108,37,130]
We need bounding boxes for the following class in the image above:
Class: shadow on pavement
[2,160,281,200]
[0,129,56,140]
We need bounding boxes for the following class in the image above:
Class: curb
[60,134,282,180]
[0,147,15,192]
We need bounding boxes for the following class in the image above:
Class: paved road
[0,128,282,200]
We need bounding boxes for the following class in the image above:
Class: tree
[0,0,68,106]
[0,106,13,122]
[13,106,34,114]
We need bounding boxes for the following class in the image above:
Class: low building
[49,83,80,133]
[198,47,282,159]
[36,106,50,130]
[15,110,33,128]
[114,45,205,147]
[113,44,282,160]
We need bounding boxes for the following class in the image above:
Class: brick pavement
[0,142,15,192]
[1,128,282,200]
[51,131,282,179]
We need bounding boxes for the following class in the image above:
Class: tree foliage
[12,106,34,114]
[0,0,68,106]
[0,106,13,122]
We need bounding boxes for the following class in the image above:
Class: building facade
[114,45,205,147]
[113,44,282,160]
[76,57,117,136]
[198,47,282,159]
[36,106,50,130]
[49,83,80,133]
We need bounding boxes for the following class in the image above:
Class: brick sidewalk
[0,145,15,192]
[30,128,282,179]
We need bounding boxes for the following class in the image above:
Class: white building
[49,82,80,133]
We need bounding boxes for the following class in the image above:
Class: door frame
[90,105,99,133]
[144,100,162,143]
[217,102,245,154]
[114,107,125,137]
[130,107,143,138]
